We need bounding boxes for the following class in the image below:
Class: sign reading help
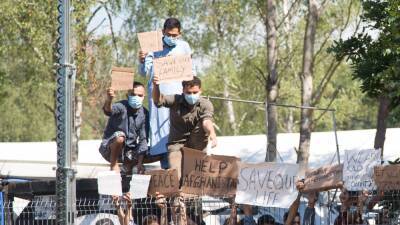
[111,67,134,91]
[181,147,239,196]
[137,30,164,53]
[343,149,381,191]
[235,162,299,208]
[374,165,400,191]
[153,54,193,83]
[304,164,343,192]
[145,169,180,197]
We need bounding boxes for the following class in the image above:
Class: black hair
[182,76,201,88]
[95,218,114,225]
[133,81,145,89]
[283,212,300,223]
[163,18,181,32]
[258,214,275,225]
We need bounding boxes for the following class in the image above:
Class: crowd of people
[98,17,390,225]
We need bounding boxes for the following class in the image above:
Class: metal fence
[1,191,399,225]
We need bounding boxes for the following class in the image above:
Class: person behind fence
[100,82,148,174]
[113,193,135,225]
[235,204,275,225]
[139,17,194,169]
[152,75,217,178]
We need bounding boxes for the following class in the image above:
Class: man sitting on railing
[100,82,149,174]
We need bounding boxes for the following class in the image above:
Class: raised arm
[152,75,161,105]
[103,88,115,116]
[285,180,304,225]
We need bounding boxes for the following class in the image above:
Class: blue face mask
[184,93,200,105]
[128,95,143,109]
[163,35,178,47]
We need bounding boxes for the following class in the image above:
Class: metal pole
[328,110,340,218]
[332,111,340,164]
[55,0,76,224]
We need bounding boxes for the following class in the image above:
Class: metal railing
[2,190,399,225]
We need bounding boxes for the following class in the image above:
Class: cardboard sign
[145,169,180,196]
[181,147,239,196]
[304,164,343,192]
[130,174,151,199]
[153,54,193,83]
[111,66,134,91]
[137,30,164,53]
[374,165,400,190]
[97,171,122,196]
[235,162,299,208]
[343,149,381,191]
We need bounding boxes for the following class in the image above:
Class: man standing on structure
[139,18,194,169]
[152,75,217,178]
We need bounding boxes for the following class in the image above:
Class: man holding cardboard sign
[99,82,149,175]
[139,18,194,169]
[152,75,217,178]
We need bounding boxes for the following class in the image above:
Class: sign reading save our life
[153,54,193,83]
[343,149,381,191]
[235,162,299,208]
[181,147,239,196]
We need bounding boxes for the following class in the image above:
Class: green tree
[330,0,400,153]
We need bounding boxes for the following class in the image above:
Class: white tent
[0,128,399,179]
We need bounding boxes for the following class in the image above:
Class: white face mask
[184,93,200,105]
[128,95,143,109]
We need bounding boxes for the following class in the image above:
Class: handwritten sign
[343,149,381,191]
[137,30,163,53]
[97,171,122,196]
[130,174,151,199]
[181,147,239,196]
[145,169,180,196]
[374,165,400,190]
[304,164,343,192]
[235,162,299,208]
[153,54,193,83]
[111,66,134,91]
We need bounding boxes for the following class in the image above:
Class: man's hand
[139,50,147,63]
[152,74,160,86]
[209,133,217,148]
[296,180,305,192]
[123,193,132,208]
[107,88,115,101]
[155,192,167,209]
[137,163,145,174]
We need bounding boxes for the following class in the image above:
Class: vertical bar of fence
[55,0,76,225]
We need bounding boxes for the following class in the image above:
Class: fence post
[55,0,77,224]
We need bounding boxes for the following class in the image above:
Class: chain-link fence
[1,190,400,225]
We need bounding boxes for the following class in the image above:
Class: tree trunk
[374,95,390,157]
[265,0,279,162]
[223,76,238,135]
[298,0,319,174]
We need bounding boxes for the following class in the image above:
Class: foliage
[0,0,386,141]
